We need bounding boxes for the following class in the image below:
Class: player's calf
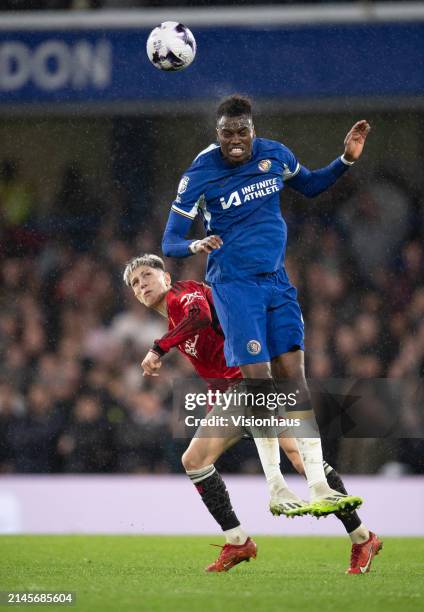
[278,437,305,476]
[184,462,252,566]
[185,464,244,535]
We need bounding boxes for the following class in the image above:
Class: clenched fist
[141,350,162,377]
[190,235,223,254]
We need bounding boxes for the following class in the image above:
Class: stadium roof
[0,2,423,30]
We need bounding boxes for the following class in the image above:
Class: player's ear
[164,271,172,287]
[252,124,256,137]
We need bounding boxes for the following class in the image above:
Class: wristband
[189,240,201,254]
[340,154,355,166]
[151,343,166,357]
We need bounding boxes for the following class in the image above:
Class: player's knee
[181,448,208,472]
[181,449,194,471]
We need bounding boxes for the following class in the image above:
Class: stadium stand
[1,151,423,475]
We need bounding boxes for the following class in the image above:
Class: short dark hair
[216,94,252,121]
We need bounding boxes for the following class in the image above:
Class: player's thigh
[182,434,241,470]
[267,298,305,365]
[271,349,306,380]
[212,278,271,367]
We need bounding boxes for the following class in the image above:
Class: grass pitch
[1,536,423,612]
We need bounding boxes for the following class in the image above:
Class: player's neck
[153,295,168,318]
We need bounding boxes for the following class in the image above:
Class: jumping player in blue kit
[162,95,372,518]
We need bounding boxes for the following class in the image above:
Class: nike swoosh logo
[359,548,373,573]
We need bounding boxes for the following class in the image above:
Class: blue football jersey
[171,138,300,283]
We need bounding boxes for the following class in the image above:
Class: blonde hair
[123,254,165,286]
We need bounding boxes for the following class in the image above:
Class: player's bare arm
[343,119,371,162]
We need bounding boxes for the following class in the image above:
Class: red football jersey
[152,280,241,382]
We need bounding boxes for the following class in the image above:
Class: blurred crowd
[1,153,424,476]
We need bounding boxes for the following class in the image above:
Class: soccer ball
[146,21,196,71]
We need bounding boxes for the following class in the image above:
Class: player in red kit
[123,254,382,574]
[149,279,240,382]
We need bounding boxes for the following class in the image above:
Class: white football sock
[253,436,288,496]
[224,525,248,545]
[349,524,370,544]
[295,437,330,497]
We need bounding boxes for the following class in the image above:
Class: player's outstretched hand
[141,350,162,377]
[343,120,371,162]
[191,235,223,254]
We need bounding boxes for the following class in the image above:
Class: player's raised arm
[286,120,371,198]
[162,209,222,257]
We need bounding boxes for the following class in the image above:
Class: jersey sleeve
[286,157,349,198]
[276,140,351,198]
[162,164,207,258]
[162,210,194,258]
[152,285,212,355]
[277,143,301,181]
[170,169,205,220]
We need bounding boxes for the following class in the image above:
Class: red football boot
[346,531,383,574]
[206,537,257,572]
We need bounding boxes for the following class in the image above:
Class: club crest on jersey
[247,340,261,355]
[178,175,190,194]
[258,159,271,172]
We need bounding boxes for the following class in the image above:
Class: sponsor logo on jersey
[177,175,190,194]
[184,334,199,358]
[258,159,271,172]
[220,191,242,209]
[220,178,280,209]
[180,291,204,306]
[247,340,261,355]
